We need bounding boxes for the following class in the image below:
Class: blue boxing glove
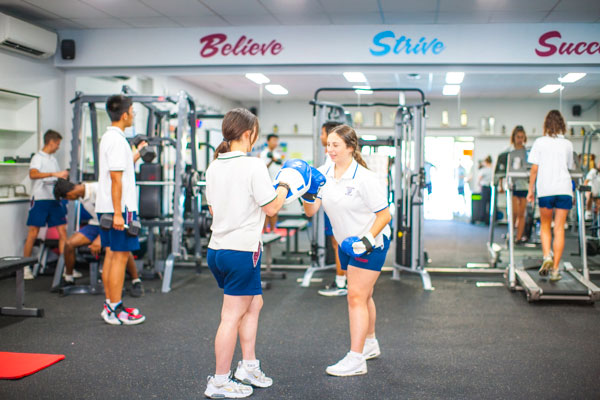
[273,159,311,204]
[302,167,326,203]
[340,233,376,257]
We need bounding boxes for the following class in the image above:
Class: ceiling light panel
[443,85,461,96]
[539,84,564,93]
[245,73,270,84]
[558,73,586,83]
[265,84,288,95]
[343,72,367,82]
[445,72,465,84]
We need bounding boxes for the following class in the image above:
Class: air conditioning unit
[0,12,57,59]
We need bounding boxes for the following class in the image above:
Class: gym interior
[1,1,599,399]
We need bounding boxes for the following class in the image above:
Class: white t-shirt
[81,182,99,225]
[318,159,391,247]
[478,166,492,187]
[95,126,138,213]
[259,147,283,179]
[29,150,61,200]
[585,168,600,197]
[527,135,574,197]
[206,151,277,252]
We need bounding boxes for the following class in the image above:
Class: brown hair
[510,125,527,145]
[43,129,62,145]
[214,108,259,160]
[543,110,566,137]
[329,125,368,169]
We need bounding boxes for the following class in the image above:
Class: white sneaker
[585,210,593,221]
[63,269,82,279]
[326,352,367,377]
[23,266,34,280]
[234,360,273,388]
[362,339,381,360]
[204,375,253,399]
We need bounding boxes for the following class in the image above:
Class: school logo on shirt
[345,187,355,196]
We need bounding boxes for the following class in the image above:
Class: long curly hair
[543,110,566,137]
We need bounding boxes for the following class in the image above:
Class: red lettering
[248,43,259,55]
[559,42,575,55]
[587,42,599,54]
[574,42,587,55]
[232,35,246,55]
[535,30,560,57]
[271,42,283,55]
[199,33,227,58]
[199,33,283,58]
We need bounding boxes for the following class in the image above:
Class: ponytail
[330,124,369,169]
[213,140,231,160]
[212,108,258,160]
[353,148,368,169]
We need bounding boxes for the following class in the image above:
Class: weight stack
[139,163,162,219]
[395,208,411,266]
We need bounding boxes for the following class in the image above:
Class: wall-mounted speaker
[61,39,75,60]
[572,104,582,117]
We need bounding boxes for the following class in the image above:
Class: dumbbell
[267,152,283,165]
[131,135,157,163]
[99,214,141,237]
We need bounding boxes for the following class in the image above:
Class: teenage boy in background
[23,129,69,280]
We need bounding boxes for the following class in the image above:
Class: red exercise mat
[0,352,65,379]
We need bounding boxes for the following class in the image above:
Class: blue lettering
[371,31,445,56]
[370,30,395,56]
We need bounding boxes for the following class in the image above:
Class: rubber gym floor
[1,220,599,400]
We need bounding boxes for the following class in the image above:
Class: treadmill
[487,151,509,267]
[505,149,600,303]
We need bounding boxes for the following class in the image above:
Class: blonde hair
[329,125,368,169]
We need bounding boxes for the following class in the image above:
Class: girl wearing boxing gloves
[204,108,310,399]
[303,124,392,377]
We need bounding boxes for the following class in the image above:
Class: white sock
[335,275,346,288]
[132,278,141,284]
[349,350,364,360]
[64,274,74,282]
[214,372,230,385]
[243,359,259,369]
[105,299,110,305]
[109,301,121,311]
[365,336,377,343]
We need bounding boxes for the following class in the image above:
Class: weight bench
[273,219,309,264]
[58,247,103,296]
[261,233,285,281]
[0,256,44,317]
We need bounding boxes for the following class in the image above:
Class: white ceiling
[178,71,600,102]
[0,0,599,30]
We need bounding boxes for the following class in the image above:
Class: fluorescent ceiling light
[245,73,270,84]
[265,84,288,95]
[443,85,460,96]
[539,84,563,94]
[361,135,378,141]
[353,85,373,94]
[558,73,586,83]
[343,72,367,82]
[445,72,465,84]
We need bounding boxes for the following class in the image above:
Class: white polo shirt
[585,168,600,197]
[527,135,573,198]
[95,126,138,213]
[206,151,277,252]
[318,159,391,247]
[259,147,283,179]
[81,182,99,225]
[29,150,61,200]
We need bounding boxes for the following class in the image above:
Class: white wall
[0,50,65,256]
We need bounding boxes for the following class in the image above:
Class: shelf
[0,128,37,135]
[0,163,29,167]
[271,133,312,137]
[0,197,29,204]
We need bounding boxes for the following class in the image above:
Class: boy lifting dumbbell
[54,178,144,297]
[23,129,69,280]
[95,94,145,325]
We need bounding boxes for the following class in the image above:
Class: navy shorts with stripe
[98,212,140,252]
[338,236,391,272]
[26,198,67,227]
[207,247,262,296]
[538,195,572,210]
[79,224,100,242]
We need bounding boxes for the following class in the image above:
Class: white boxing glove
[273,159,312,204]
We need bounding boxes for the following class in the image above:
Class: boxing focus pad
[273,159,311,204]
